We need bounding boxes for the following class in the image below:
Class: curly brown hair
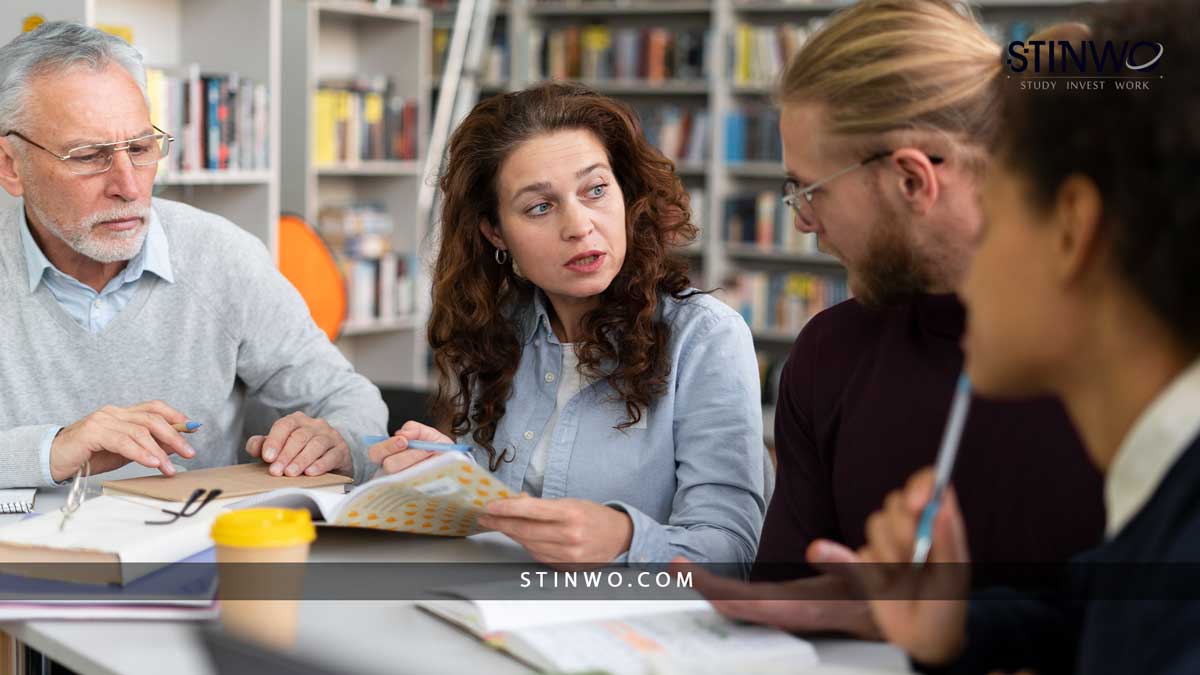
[429,82,700,470]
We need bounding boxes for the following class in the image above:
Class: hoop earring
[494,249,508,265]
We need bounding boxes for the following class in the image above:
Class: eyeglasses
[144,488,224,526]
[2,125,174,176]
[59,459,90,532]
[782,150,944,229]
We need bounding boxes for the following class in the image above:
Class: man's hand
[49,400,197,482]
[478,497,633,568]
[672,540,881,639]
[246,412,351,477]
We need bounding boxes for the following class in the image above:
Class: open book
[234,452,513,537]
[417,578,820,672]
[418,590,819,675]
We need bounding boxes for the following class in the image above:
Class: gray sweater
[0,198,387,487]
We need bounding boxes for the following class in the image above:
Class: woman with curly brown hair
[368,83,766,571]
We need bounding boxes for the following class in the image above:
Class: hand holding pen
[48,400,201,484]
[832,374,974,666]
[366,420,472,476]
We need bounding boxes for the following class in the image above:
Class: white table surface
[0,467,912,675]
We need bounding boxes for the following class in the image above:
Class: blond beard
[851,199,935,308]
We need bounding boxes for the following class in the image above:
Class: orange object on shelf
[277,213,346,341]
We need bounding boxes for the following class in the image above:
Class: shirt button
[523,431,534,440]
[93,300,102,308]
[545,372,556,383]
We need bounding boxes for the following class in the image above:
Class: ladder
[417,0,499,242]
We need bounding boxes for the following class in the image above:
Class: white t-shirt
[522,345,586,496]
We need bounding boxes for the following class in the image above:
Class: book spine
[205,77,221,170]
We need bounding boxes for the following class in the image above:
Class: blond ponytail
[780,0,1002,152]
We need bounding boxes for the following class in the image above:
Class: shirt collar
[1105,357,1200,538]
[19,204,173,292]
[517,288,558,345]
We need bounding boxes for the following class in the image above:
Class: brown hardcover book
[102,463,351,502]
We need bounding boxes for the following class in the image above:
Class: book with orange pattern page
[231,453,511,537]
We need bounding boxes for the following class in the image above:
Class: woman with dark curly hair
[368,83,766,571]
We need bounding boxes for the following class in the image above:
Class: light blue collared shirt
[464,289,766,572]
[20,208,174,333]
[20,205,173,484]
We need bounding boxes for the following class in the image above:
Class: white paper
[422,587,709,635]
[506,610,818,675]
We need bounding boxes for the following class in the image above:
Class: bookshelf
[0,0,282,258]
[281,0,432,389]
[426,0,1091,440]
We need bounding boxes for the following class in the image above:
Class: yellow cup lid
[211,508,317,549]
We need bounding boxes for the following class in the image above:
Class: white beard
[30,202,150,264]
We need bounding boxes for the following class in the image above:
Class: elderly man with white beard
[0,21,387,488]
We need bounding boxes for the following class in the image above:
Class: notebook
[0,489,35,514]
[233,451,511,536]
[0,547,218,621]
[418,588,820,675]
[102,462,352,501]
[0,495,222,585]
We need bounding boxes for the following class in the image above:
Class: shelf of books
[420,0,1090,409]
[282,0,432,389]
[0,0,283,257]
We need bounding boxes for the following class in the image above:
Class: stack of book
[731,21,821,88]
[314,77,419,165]
[532,25,707,82]
[145,66,270,174]
[634,104,709,164]
[724,105,782,163]
[722,270,850,336]
[724,190,819,255]
[317,204,417,325]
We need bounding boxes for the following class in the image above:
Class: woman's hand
[368,420,454,475]
[845,468,972,666]
[478,496,633,568]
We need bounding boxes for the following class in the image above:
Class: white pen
[912,373,972,565]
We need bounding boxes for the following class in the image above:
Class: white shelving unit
[281,0,432,389]
[0,0,282,258]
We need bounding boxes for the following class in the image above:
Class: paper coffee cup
[211,508,316,649]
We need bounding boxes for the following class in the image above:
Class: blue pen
[912,373,972,565]
[362,435,472,453]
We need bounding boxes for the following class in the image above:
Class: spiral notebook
[0,489,35,514]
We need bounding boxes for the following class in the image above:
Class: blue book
[725,112,746,163]
[0,547,217,602]
[205,76,222,170]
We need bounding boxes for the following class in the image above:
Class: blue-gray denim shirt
[464,289,765,574]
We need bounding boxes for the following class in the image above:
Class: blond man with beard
[0,22,386,488]
[683,0,1104,639]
